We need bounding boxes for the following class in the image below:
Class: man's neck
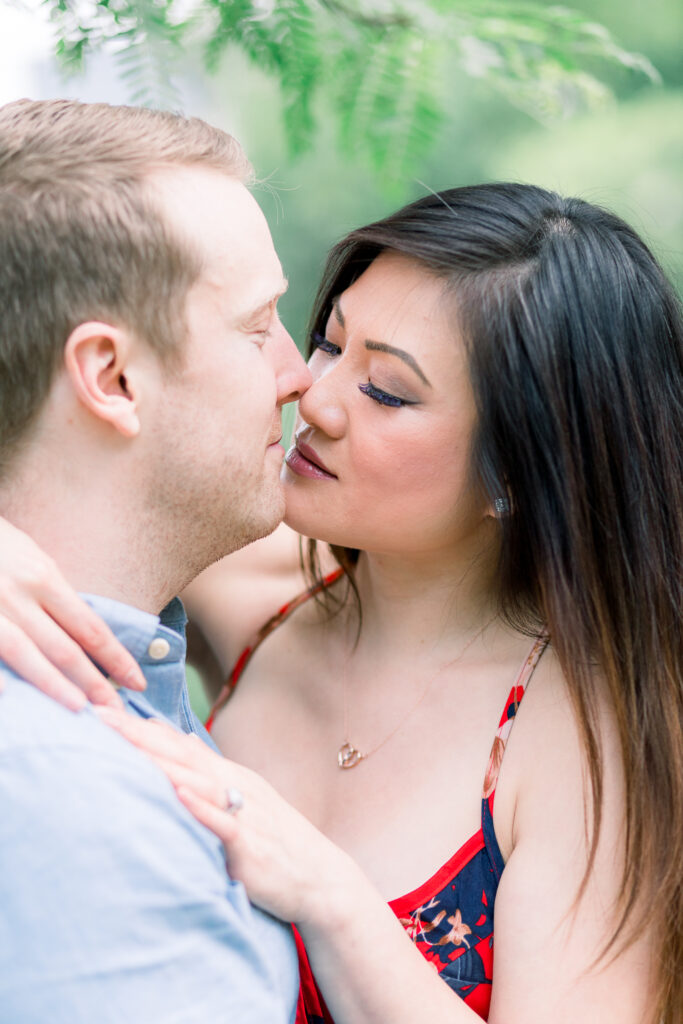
[0,470,187,616]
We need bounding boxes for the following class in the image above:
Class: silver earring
[493,497,510,517]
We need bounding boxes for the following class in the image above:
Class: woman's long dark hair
[304,184,683,1022]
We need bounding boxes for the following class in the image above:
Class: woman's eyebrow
[365,340,432,387]
[332,297,431,387]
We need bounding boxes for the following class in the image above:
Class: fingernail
[125,667,147,691]
[93,705,125,725]
[69,694,88,713]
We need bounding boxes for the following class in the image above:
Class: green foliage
[39,0,659,186]
[46,0,186,108]
[205,0,319,153]
[441,2,659,119]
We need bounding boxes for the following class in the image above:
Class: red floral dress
[207,572,548,1023]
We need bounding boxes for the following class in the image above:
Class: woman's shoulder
[490,644,655,1018]
[495,640,624,861]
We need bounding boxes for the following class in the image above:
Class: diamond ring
[224,786,244,815]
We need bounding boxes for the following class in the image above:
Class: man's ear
[63,322,142,438]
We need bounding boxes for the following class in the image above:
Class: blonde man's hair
[0,99,252,470]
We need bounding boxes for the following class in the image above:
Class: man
[0,98,311,1022]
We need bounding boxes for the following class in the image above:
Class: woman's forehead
[337,256,456,350]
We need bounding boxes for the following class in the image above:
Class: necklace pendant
[338,742,364,769]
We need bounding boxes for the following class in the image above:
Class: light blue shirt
[0,594,299,1024]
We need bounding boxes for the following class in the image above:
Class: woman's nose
[297,359,347,439]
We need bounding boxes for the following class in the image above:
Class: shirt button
[148,637,170,660]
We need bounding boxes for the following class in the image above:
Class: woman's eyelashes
[358,381,410,407]
[311,330,341,356]
[311,331,417,408]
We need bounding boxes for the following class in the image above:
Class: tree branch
[317,0,414,31]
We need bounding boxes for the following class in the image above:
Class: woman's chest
[212,660,516,901]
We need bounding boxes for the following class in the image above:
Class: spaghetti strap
[482,634,549,802]
[205,568,344,730]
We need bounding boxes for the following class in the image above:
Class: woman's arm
[96,691,657,1024]
[180,523,315,676]
[0,516,306,708]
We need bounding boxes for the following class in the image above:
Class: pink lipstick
[285,441,337,480]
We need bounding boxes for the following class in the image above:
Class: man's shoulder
[0,668,298,1024]
[0,663,138,760]
[0,665,226,873]
[0,663,98,749]
[0,666,238,955]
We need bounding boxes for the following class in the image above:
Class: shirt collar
[80,594,187,663]
[80,593,194,731]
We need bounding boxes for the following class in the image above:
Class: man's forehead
[149,165,274,265]
[148,165,287,318]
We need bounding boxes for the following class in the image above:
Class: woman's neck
[345,526,501,663]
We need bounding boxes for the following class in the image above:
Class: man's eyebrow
[242,278,289,321]
[365,340,432,387]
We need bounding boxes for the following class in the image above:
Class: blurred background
[1,0,680,345]
[1,0,680,716]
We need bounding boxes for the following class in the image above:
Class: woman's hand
[0,518,146,709]
[94,709,477,1024]
[94,707,355,926]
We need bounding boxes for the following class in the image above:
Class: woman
[0,184,680,1023]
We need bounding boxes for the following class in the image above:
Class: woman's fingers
[95,711,247,852]
[98,707,342,925]
[176,786,239,846]
[5,603,134,708]
[95,707,221,773]
[0,613,98,711]
[147,753,230,809]
[40,588,146,693]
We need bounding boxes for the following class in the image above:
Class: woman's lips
[285,442,337,480]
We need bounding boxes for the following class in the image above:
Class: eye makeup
[358,382,409,407]
[311,330,341,356]
[312,329,419,408]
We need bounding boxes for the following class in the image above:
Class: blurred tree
[41,0,657,187]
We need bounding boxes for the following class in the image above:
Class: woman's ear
[63,322,141,438]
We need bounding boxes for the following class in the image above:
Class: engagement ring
[224,786,244,815]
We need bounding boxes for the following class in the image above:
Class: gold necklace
[337,614,498,769]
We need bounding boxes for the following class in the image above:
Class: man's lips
[285,441,337,480]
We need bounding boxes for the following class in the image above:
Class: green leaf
[39,0,662,186]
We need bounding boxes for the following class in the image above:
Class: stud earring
[493,496,510,517]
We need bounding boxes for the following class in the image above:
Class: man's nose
[273,326,312,406]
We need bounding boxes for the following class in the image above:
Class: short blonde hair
[0,99,252,468]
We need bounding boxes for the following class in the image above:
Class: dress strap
[205,568,344,730]
[482,634,549,802]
